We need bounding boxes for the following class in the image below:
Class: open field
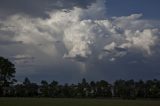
[0,98,160,106]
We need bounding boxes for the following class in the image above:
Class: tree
[114,80,136,99]
[40,80,49,97]
[49,80,59,97]
[96,80,112,97]
[76,78,89,97]
[15,84,25,97]
[135,80,146,98]
[145,79,160,98]
[114,80,127,98]
[23,77,31,85]
[62,83,72,97]
[0,56,16,96]
[23,77,38,97]
[89,81,96,97]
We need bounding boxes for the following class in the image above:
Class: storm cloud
[0,0,96,18]
[0,0,160,83]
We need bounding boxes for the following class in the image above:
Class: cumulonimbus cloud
[0,0,159,65]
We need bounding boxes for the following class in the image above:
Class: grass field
[0,98,160,106]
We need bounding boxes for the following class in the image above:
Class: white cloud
[121,29,158,55]
[104,42,117,52]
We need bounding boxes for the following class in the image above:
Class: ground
[0,98,160,106]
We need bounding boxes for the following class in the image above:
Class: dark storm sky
[0,0,160,83]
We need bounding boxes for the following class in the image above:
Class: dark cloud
[0,40,22,45]
[0,0,96,18]
[65,55,88,62]
[115,47,127,52]
[0,30,22,45]
[86,54,160,82]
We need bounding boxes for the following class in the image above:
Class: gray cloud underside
[0,0,96,18]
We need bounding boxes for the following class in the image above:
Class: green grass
[0,98,160,106]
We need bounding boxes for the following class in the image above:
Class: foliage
[0,56,16,96]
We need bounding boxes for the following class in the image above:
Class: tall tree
[49,80,59,97]
[0,56,16,96]
[135,80,146,98]
[40,80,49,97]
[95,80,112,97]
[23,77,38,97]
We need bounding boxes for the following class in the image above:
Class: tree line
[0,56,160,99]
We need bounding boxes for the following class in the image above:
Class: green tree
[114,80,136,99]
[135,80,146,98]
[23,77,38,97]
[89,81,96,97]
[40,80,49,97]
[15,84,25,97]
[95,80,112,97]
[114,80,127,98]
[0,56,16,96]
[76,78,89,97]
[49,80,59,97]
[146,79,160,98]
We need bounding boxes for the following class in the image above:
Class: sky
[0,0,160,83]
